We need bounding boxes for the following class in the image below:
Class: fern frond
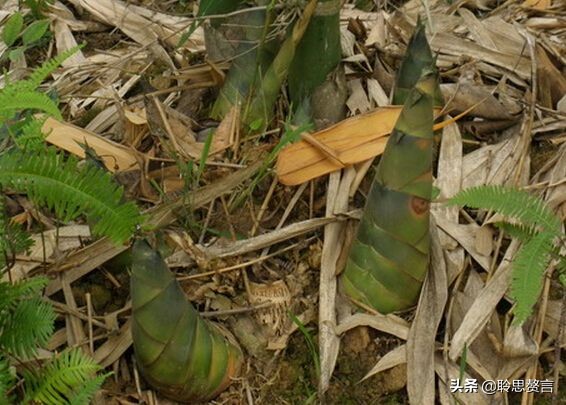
[0,46,81,124]
[0,149,141,244]
[24,349,102,405]
[510,231,554,325]
[13,116,46,151]
[0,277,48,308]
[0,277,54,358]
[0,91,62,119]
[0,91,61,120]
[22,46,82,92]
[449,186,561,234]
[0,203,34,271]
[495,222,537,243]
[0,356,15,405]
[68,371,111,405]
[0,296,55,357]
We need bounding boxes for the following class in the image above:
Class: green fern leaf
[0,296,55,357]
[0,150,141,244]
[13,116,46,151]
[68,371,111,405]
[495,222,537,243]
[23,349,102,405]
[0,46,81,124]
[0,277,48,310]
[449,186,561,234]
[17,46,82,92]
[0,277,54,358]
[1,202,34,271]
[510,231,554,325]
[0,356,15,405]
[0,91,61,120]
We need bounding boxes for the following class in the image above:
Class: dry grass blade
[204,214,355,258]
[336,313,410,340]
[318,171,342,396]
[407,223,448,404]
[362,344,407,382]
[449,240,519,361]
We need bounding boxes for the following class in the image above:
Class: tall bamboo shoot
[340,71,437,313]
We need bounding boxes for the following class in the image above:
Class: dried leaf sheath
[131,240,242,402]
[340,73,437,314]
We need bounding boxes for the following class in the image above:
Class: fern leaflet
[510,231,554,325]
[0,91,61,120]
[0,204,34,271]
[23,348,102,405]
[0,276,48,310]
[0,46,81,122]
[449,185,561,234]
[0,149,142,244]
[68,371,111,405]
[0,357,15,405]
[495,222,536,243]
[0,277,55,357]
[17,46,83,92]
[12,116,46,150]
[0,296,55,357]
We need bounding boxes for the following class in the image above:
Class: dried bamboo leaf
[441,83,520,120]
[318,168,356,395]
[451,272,502,378]
[406,223,448,405]
[435,219,491,271]
[336,313,410,340]
[277,106,443,185]
[66,0,204,53]
[449,241,519,361]
[462,133,528,189]
[431,32,530,79]
[2,225,91,283]
[435,353,492,405]
[204,214,354,258]
[43,117,140,172]
[93,319,132,368]
[361,344,406,382]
